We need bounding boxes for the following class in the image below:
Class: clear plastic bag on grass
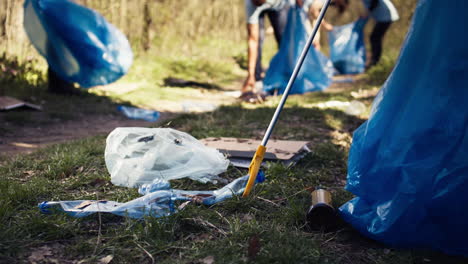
[105,128,230,188]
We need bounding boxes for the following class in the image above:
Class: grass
[2,89,467,263]
[0,0,466,261]
[0,44,464,262]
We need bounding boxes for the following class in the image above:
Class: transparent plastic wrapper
[23,0,133,88]
[328,19,367,74]
[39,172,266,219]
[263,7,334,95]
[117,106,160,122]
[339,0,468,256]
[105,128,230,188]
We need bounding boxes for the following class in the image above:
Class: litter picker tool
[242,0,333,197]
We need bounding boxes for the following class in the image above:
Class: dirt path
[0,75,368,157]
[0,112,174,156]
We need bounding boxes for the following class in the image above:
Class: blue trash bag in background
[263,7,334,95]
[328,19,367,74]
[339,0,468,256]
[23,0,133,88]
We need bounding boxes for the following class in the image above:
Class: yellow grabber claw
[242,145,266,197]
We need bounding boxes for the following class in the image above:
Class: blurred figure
[242,0,334,97]
[334,0,399,68]
[241,0,291,97]
[299,0,334,50]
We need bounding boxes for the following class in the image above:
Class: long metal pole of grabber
[243,0,333,197]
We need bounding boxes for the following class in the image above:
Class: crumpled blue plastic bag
[339,0,468,256]
[263,7,334,95]
[23,0,133,88]
[328,19,367,74]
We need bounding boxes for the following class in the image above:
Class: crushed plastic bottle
[117,106,160,122]
[39,171,266,219]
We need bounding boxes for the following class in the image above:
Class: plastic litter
[314,100,366,116]
[23,0,133,88]
[263,7,334,95]
[181,101,217,113]
[105,128,230,188]
[39,172,266,219]
[328,19,367,74]
[339,0,468,256]
[117,106,160,122]
[344,100,366,116]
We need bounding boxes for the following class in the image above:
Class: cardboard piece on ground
[0,96,42,111]
[201,137,311,168]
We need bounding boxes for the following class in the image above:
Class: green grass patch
[1,97,466,263]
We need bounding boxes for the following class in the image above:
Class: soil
[0,75,365,157]
[0,111,174,156]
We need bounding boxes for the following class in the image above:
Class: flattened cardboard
[0,96,42,111]
[201,137,310,160]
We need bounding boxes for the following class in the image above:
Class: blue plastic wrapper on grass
[40,172,266,219]
[263,7,334,95]
[139,178,172,195]
[339,0,468,256]
[39,191,175,219]
[117,106,160,122]
[23,0,133,88]
[328,19,367,74]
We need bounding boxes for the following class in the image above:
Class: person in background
[241,0,290,98]
[242,0,334,97]
[299,0,334,50]
[47,68,77,94]
[334,0,399,68]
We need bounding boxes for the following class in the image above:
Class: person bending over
[334,0,399,67]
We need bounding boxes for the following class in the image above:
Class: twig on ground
[215,210,231,226]
[272,187,313,202]
[256,196,280,207]
[188,217,228,236]
[135,241,155,264]
[93,194,102,256]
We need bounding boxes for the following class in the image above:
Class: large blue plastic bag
[339,0,468,256]
[263,7,334,95]
[23,0,133,88]
[328,19,367,74]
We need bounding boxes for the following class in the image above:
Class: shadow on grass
[0,56,140,134]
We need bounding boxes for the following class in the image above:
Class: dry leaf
[241,214,253,222]
[200,255,215,264]
[247,235,261,260]
[28,246,53,263]
[99,255,114,264]
[24,170,35,176]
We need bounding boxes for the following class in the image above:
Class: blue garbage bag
[339,0,468,256]
[263,7,334,95]
[328,19,367,74]
[23,0,133,88]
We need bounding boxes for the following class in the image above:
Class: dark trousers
[48,67,75,94]
[370,21,392,66]
[256,4,290,80]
